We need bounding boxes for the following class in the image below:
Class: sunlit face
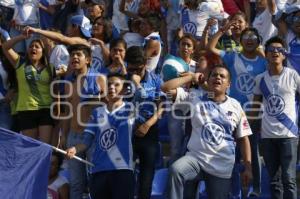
[92,18,104,36]
[179,38,194,59]
[107,76,124,100]
[208,67,230,94]
[241,31,259,52]
[69,50,90,70]
[88,4,103,21]
[110,43,126,62]
[231,15,247,35]
[265,42,286,65]
[27,41,43,62]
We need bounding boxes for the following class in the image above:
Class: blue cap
[70,15,92,38]
[286,4,300,15]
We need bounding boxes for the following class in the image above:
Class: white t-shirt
[181,0,226,38]
[253,67,300,138]
[13,0,39,25]
[50,45,69,72]
[91,44,106,72]
[123,32,144,48]
[176,88,252,178]
[112,0,140,32]
[252,9,277,45]
[0,0,15,7]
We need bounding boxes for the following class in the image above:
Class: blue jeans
[0,102,12,130]
[168,110,186,164]
[67,131,89,199]
[168,155,231,199]
[261,138,298,199]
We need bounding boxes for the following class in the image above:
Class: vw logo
[99,128,118,151]
[235,73,255,94]
[91,56,104,70]
[183,22,197,35]
[266,94,285,116]
[201,122,225,146]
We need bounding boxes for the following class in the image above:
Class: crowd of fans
[0,0,300,199]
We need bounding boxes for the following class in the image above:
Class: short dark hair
[68,44,92,58]
[178,33,197,50]
[264,36,286,53]
[92,17,112,43]
[144,12,161,32]
[110,38,127,50]
[208,64,231,82]
[107,73,127,81]
[125,46,146,65]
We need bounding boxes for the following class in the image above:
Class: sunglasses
[292,16,300,23]
[266,46,286,54]
[242,34,258,41]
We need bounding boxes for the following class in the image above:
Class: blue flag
[0,128,52,199]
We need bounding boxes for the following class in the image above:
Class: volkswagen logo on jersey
[266,94,285,116]
[201,122,225,146]
[99,128,118,151]
[91,56,104,71]
[183,22,197,36]
[235,73,255,95]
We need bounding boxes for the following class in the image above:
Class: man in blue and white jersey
[162,65,252,199]
[250,36,300,199]
[208,26,266,195]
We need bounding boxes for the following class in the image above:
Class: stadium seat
[151,168,169,199]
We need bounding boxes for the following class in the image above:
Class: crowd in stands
[0,0,300,199]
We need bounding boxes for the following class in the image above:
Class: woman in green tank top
[2,31,55,144]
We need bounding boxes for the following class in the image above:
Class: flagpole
[51,146,95,167]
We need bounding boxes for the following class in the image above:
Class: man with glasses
[208,25,267,196]
[250,36,299,199]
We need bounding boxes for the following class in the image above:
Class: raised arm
[1,35,26,67]
[24,26,90,46]
[161,73,194,93]
[207,20,235,56]
[267,0,276,15]
[89,38,110,64]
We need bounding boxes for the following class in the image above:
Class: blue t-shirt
[83,102,135,173]
[220,51,267,108]
[133,71,165,123]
